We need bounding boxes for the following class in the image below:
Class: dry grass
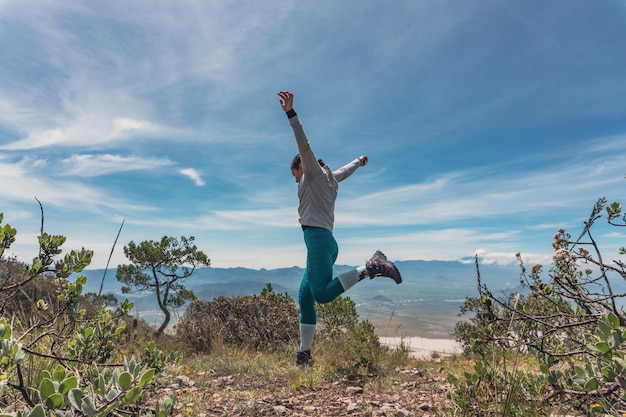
[158,344,473,416]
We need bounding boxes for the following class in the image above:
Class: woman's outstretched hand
[359,155,368,166]
[278,91,294,112]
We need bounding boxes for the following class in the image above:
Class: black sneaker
[366,250,402,284]
[296,350,312,366]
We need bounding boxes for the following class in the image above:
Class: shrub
[0,211,180,416]
[174,286,299,353]
[316,296,385,374]
[448,197,626,416]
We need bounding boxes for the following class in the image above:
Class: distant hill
[72,259,626,338]
[370,295,394,304]
[80,259,520,308]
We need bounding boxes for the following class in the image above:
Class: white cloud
[59,154,173,177]
[0,159,155,213]
[179,168,205,186]
[0,115,172,151]
[601,232,626,239]
[110,118,160,138]
[472,249,520,265]
[335,147,626,229]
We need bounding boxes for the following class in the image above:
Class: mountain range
[78,259,525,338]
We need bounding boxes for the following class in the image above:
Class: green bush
[174,287,299,353]
[0,211,180,416]
[175,288,386,374]
[316,296,385,374]
[448,197,626,416]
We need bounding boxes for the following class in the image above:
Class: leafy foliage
[450,197,626,416]
[176,285,389,377]
[116,236,210,336]
[316,296,385,374]
[174,284,299,353]
[0,210,180,416]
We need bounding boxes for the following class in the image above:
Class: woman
[278,91,402,366]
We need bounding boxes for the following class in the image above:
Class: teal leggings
[299,226,345,325]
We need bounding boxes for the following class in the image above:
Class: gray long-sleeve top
[288,112,361,231]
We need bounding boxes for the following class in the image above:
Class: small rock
[346,386,364,395]
[175,375,195,387]
[346,402,358,411]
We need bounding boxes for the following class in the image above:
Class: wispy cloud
[59,154,173,177]
[179,168,205,186]
[337,146,625,228]
[1,113,174,150]
[1,0,625,270]
[0,158,156,212]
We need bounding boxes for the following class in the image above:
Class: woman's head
[290,154,325,183]
[290,154,302,171]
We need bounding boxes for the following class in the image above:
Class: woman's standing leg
[296,226,341,365]
[298,270,316,356]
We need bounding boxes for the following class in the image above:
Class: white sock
[337,266,367,291]
[300,323,316,351]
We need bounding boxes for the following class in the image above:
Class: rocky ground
[161,366,455,417]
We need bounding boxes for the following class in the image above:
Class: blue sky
[1,0,625,270]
